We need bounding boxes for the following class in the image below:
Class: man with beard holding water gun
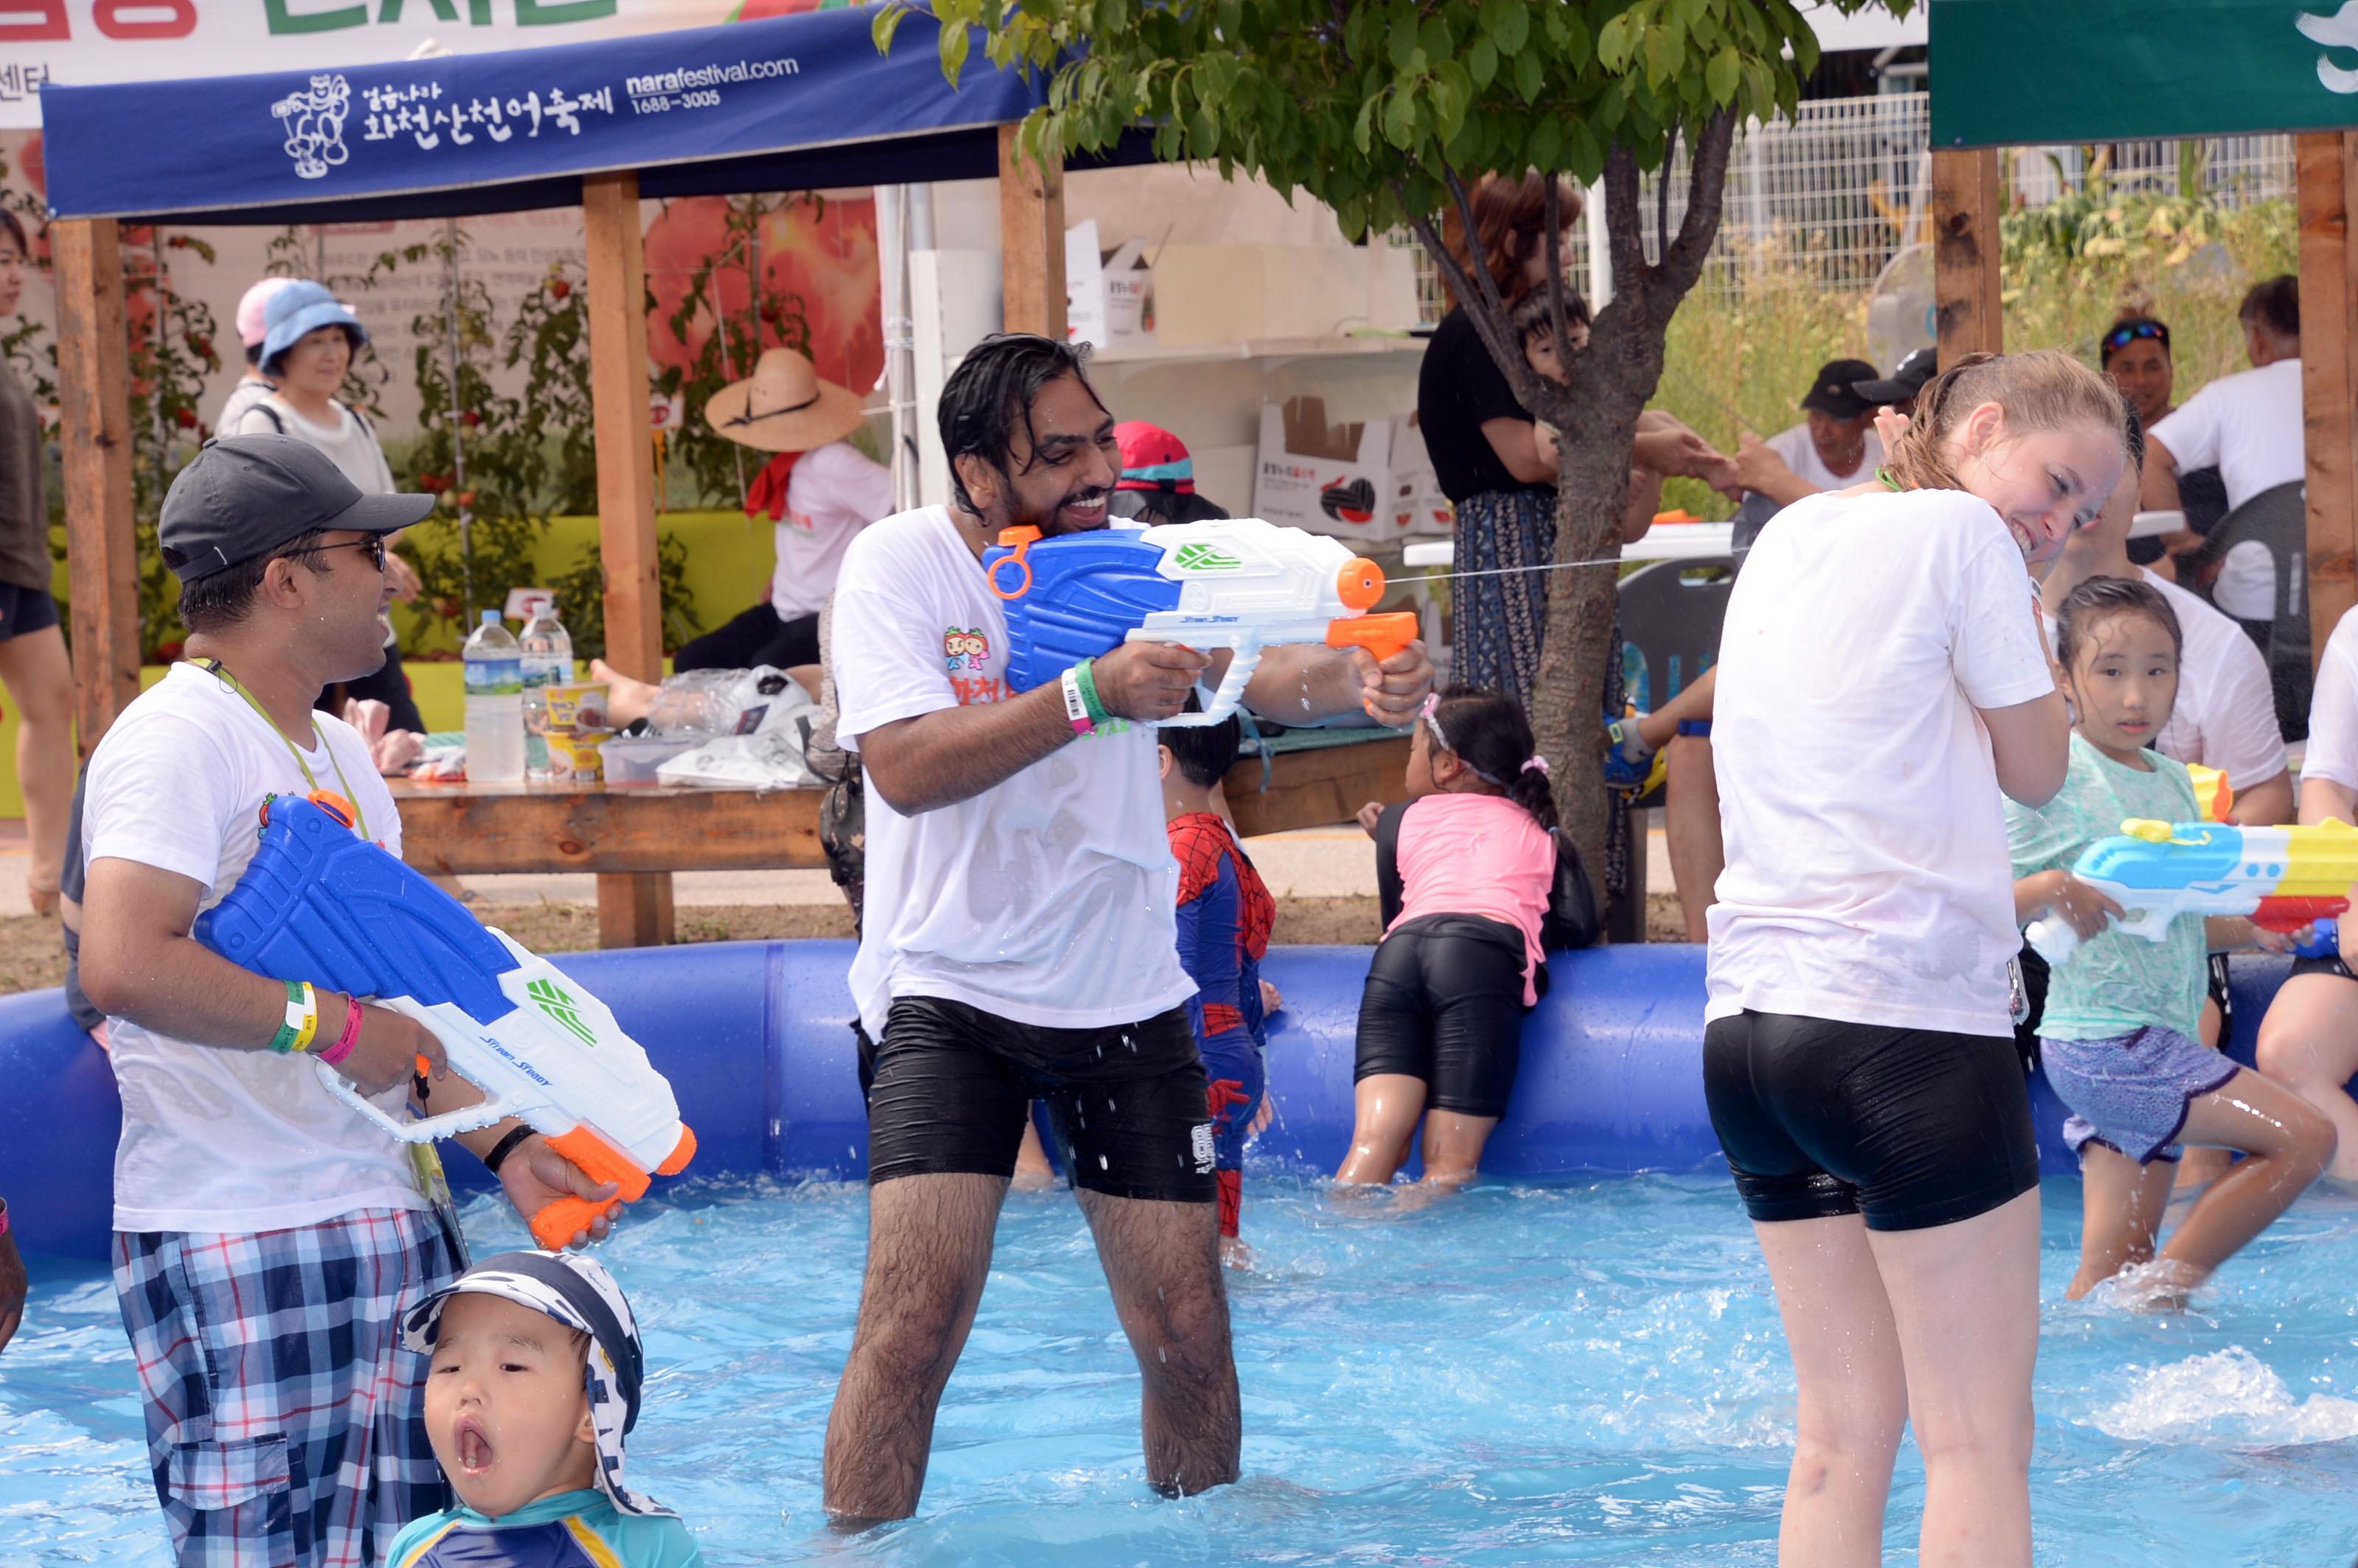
[818,333,1433,1523]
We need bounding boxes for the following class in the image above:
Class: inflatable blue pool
[0,941,2305,1260]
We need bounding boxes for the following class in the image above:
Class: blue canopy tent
[38,4,1109,939]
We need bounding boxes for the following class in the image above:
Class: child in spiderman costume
[1157,711,1277,1266]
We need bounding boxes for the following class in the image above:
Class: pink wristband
[316,995,365,1066]
[0,1200,10,1239]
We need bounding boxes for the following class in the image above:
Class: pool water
[7,1171,2358,1566]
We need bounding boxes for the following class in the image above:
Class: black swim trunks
[0,581,58,643]
[1703,1010,2040,1232]
[1352,914,1530,1119]
[863,995,1215,1203]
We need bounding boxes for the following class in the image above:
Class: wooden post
[581,170,672,945]
[997,123,1066,338]
[54,218,138,756]
[2297,132,2358,665]
[1931,147,2003,365]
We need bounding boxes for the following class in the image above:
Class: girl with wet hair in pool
[2008,574,2333,1309]
[1704,349,2125,1568]
[1337,685,1598,1191]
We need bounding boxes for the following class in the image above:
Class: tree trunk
[1527,114,1740,932]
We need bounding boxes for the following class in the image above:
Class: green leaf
[1376,2,1415,70]
[938,19,970,86]
[1192,107,1222,155]
[1567,116,1603,184]
[1670,0,1705,29]
[1491,1,1528,52]
[1420,14,1452,61]
[1706,46,1739,105]
[872,2,904,55]
[1344,6,1368,59]
[1530,116,1561,172]
[1468,34,1498,88]
[1514,43,1544,102]
[1597,13,1634,70]
[1559,11,1591,71]
[1643,24,1682,87]
[1383,84,1418,148]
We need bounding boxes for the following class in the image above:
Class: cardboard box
[1253,396,1399,545]
[1386,416,1454,538]
[1064,220,1155,351]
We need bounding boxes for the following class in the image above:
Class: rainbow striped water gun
[2026,816,2358,965]
[982,517,1421,727]
[195,794,696,1247]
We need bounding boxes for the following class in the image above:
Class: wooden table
[389,732,1410,948]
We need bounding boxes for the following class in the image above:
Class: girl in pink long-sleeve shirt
[1337,686,1595,1190]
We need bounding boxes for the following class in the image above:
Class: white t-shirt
[772,440,894,619]
[215,374,276,437]
[2151,358,2303,622]
[1707,486,2054,1037]
[2303,607,2358,794]
[829,505,1194,1040]
[229,396,397,496]
[1760,421,1885,497]
[83,661,424,1234]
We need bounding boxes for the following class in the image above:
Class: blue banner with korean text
[41,5,1041,220]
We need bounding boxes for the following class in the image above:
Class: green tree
[882,0,1910,885]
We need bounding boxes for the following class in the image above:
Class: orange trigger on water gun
[1325,612,1420,662]
[989,525,1043,601]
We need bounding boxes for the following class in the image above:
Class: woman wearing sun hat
[672,345,890,673]
[228,279,428,733]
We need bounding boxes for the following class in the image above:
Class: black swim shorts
[1351,914,1530,1119]
[2291,950,2357,984]
[0,581,59,644]
[1702,1010,2040,1232]
[863,995,1216,1203]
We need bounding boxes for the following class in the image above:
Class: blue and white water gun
[982,517,1420,727]
[194,794,696,1247]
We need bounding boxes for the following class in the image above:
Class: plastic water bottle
[463,609,526,783]
[518,603,575,780]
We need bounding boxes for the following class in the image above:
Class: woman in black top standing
[0,209,73,916]
[1418,174,1580,710]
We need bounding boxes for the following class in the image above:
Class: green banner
[1931,0,2358,147]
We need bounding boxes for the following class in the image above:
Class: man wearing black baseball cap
[76,435,622,1568]
[1732,355,1887,511]
[1854,346,1937,413]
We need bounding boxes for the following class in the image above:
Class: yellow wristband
[289,981,321,1054]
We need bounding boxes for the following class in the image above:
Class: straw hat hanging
[702,347,866,453]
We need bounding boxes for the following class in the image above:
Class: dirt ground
[0,892,1689,998]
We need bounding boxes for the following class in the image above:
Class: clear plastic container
[599,734,699,785]
[519,602,575,688]
[462,609,526,783]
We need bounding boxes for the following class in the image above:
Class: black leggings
[1352,914,1530,1119]
[676,600,819,674]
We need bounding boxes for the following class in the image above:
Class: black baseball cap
[1799,358,1879,421]
[158,435,434,584]
[1853,346,1937,406]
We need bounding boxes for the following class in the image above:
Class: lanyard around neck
[197,659,372,841]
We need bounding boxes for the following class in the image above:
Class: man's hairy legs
[821,1172,1239,1525]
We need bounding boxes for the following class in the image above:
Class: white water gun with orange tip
[2026,813,2358,965]
[193,794,696,1249]
[982,517,1421,727]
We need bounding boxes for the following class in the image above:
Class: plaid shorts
[112,1208,462,1568]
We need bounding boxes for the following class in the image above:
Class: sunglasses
[2101,321,2169,354]
[301,535,387,572]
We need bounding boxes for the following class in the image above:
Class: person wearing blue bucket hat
[229,279,429,734]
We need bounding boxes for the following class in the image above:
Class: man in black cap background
[1853,346,1937,419]
[76,435,620,1568]
[1729,355,1886,510]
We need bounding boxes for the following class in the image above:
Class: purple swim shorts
[2045,1024,2239,1165]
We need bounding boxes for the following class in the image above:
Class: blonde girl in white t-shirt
[1705,350,2127,1568]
